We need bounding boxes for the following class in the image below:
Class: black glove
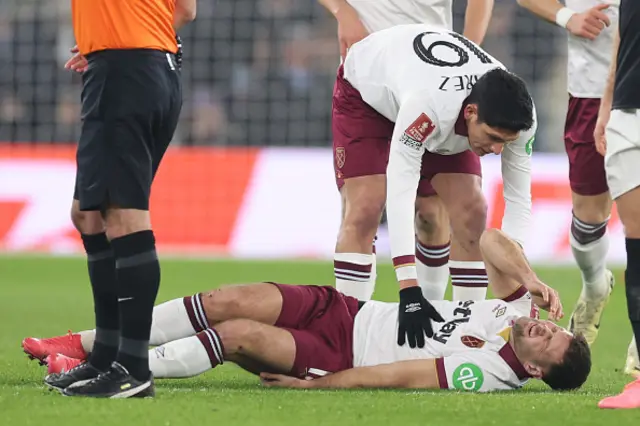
[175,35,183,70]
[398,286,445,348]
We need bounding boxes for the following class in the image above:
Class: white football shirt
[342,25,536,279]
[351,287,535,392]
[347,0,453,33]
[566,0,619,98]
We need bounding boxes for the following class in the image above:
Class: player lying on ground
[24,229,590,393]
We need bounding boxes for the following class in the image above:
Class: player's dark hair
[542,333,591,391]
[468,68,534,133]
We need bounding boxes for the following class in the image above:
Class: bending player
[328,24,537,349]
[24,229,591,394]
[322,0,495,305]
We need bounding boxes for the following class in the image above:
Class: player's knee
[415,197,447,236]
[70,204,104,235]
[104,208,151,240]
[215,319,257,355]
[452,195,487,247]
[201,287,244,323]
[572,192,611,225]
[341,197,385,240]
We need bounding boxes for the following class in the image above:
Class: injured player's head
[511,316,591,391]
[464,68,535,157]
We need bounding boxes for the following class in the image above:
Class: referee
[44,0,196,398]
[595,0,640,409]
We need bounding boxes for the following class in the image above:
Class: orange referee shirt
[72,0,178,56]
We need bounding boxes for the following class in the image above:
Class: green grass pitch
[0,255,638,425]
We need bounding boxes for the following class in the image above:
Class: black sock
[626,238,640,356]
[111,230,160,381]
[82,233,119,371]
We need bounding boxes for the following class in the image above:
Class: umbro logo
[405,303,421,313]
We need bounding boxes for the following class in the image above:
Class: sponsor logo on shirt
[400,134,423,151]
[433,300,474,344]
[453,363,484,391]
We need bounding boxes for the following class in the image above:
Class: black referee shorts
[73,49,182,211]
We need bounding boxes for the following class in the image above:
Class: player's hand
[260,372,310,389]
[525,278,564,321]
[335,5,369,60]
[64,45,88,73]
[565,4,611,40]
[594,109,610,156]
[397,285,445,348]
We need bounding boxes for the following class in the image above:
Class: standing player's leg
[606,109,640,376]
[332,66,394,300]
[425,152,489,301]
[564,97,614,346]
[599,109,640,409]
[43,58,130,391]
[71,201,118,370]
[54,51,182,399]
[414,193,451,300]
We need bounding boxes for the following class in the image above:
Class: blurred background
[0,0,625,264]
[0,0,567,147]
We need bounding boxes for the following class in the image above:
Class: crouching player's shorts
[331,65,481,197]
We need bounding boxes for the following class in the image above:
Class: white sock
[570,229,610,300]
[449,260,488,301]
[416,240,450,300]
[78,330,96,353]
[334,252,375,300]
[371,240,378,298]
[149,328,223,378]
[150,295,205,345]
[77,295,204,353]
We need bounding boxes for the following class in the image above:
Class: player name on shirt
[432,300,474,344]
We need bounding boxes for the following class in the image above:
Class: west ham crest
[461,335,485,349]
[335,147,346,169]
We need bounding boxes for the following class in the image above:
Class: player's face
[465,106,520,156]
[512,317,573,378]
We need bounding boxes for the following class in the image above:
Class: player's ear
[523,362,544,379]
[463,103,477,121]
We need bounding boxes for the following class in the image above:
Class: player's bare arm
[517,0,611,40]
[595,26,620,156]
[463,0,494,45]
[174,0,197,30]
[480,229,563,320]
[319,0,369,58]
[260,359,439,390]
